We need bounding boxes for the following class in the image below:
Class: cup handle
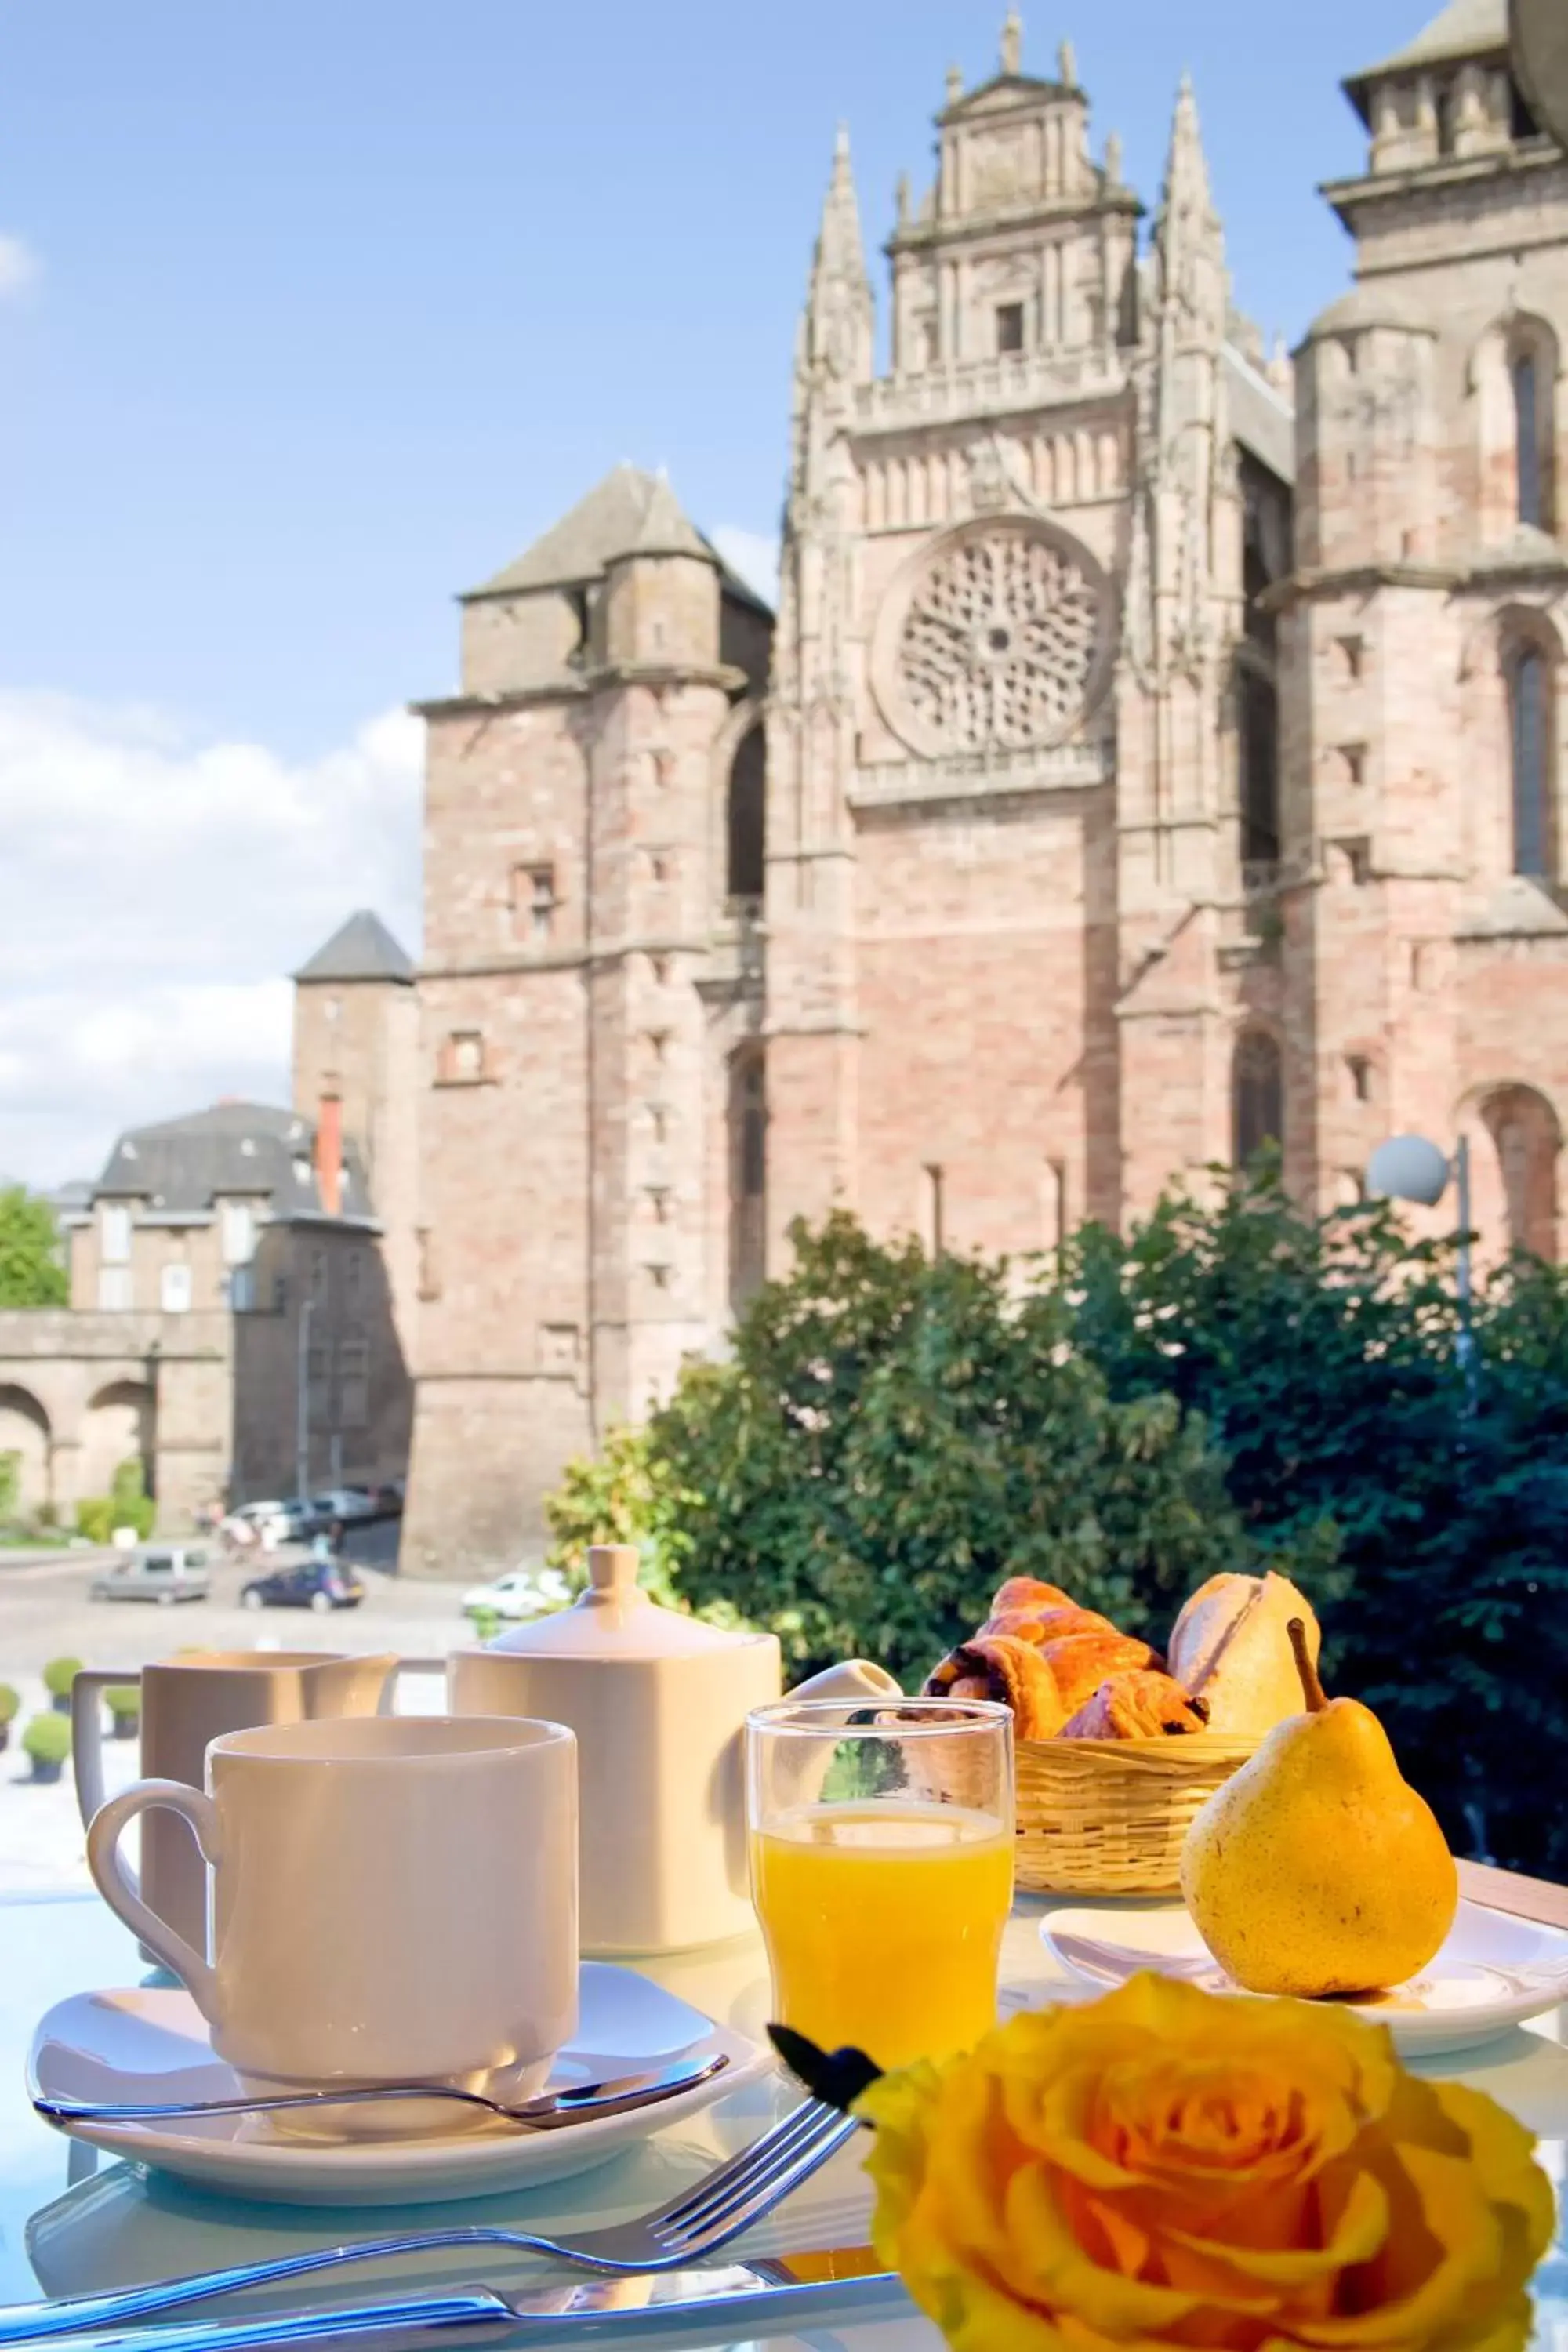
[72,1670,140,1834]
[86,1780,222,2020]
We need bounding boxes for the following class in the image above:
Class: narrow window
[1511,644,1552,876]
[1346,1054,1371,1103]
[97,1266,132,1312]
[100,1204,131,1265]
[728,1055,767,1314]
[996,302,1025,355]
[444,1030,485,1083]
[512,864,557,943]
[726,726,766,905]
[160,1263,192,1315]
[1232,1033,1283,1167]
[1514,351,1544,528]
[922,1163,946,1255]
[1240,670,1281,868]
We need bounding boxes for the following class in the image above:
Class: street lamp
[295,1294,314,1502]
[1365,1132,1475,1390]
[1511,0,1568,153]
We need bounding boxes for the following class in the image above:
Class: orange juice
[750,1802,1014,2067]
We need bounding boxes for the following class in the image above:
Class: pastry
[987,1577,1075,1620]
[1059,1671,1211,1740]
[1167,1571,1322,1739]
[1039,1628,1162,1716]
[980,1604,1116,1646]
[923,1635,1067,1740]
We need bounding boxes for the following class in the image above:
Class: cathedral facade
[395,0,1568,1576]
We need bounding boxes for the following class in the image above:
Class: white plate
[28,1964,766,2206]
[1039,1900,1568,2057]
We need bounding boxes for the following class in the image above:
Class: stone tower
[401,468,770,1571]
[767,16,1293,1258]
[1282,0,1568,1255]
[292,909,421,1345]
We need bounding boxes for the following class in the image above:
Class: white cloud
[711,524,781,608]
[0,694,423,1186]
[0,234,42,299]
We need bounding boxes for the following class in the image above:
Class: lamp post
[1365,1131,1475,1397]
[295,1295,314,1502]
[1511,0,1568,151]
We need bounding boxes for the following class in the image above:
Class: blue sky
[0,0,1437,1180]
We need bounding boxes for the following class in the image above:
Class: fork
[0,2097,861,2343]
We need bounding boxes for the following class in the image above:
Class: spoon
[35,2051,728,2132]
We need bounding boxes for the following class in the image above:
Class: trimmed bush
[22,1712,71,1777]
[104,1685,141,1739]
[0,1683,19,1726]
[42,1657,83,1713]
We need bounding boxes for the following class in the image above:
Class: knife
[17,2252,905,2352]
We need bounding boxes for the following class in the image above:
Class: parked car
[308,1487,377,1526]
[89,1548,211,1606]
[462,1567,571,1624]
[256,1497,326,1547]
[369,1479,405,1518]
[240,1561,365,1613]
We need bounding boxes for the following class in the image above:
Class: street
[0,1542,481,1895]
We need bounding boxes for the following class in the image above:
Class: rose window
[891,527,1105,755]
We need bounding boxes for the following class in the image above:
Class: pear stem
[1287,1617,1328,1714]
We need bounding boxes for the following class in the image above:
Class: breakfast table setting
[5,1547,1568,2352]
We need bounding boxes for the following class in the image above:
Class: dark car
[240,1561,365,1614]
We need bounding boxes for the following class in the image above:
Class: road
[0,1537,480,1895]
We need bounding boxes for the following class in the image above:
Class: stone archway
[81,1379,155,1503]
[0,1385,52,1517]
[1479,1084,1561,1260]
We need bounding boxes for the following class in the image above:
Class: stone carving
[889,522,1106,753]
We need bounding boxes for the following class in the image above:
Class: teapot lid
[486,1546,764,1659]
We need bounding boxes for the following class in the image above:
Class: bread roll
[1167,1570,1320,1738]
[1058,1671,1211,1740]
[923,1635,1066,1740]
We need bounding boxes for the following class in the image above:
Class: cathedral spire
[798,125,874,393]
[1153,72,1225,332]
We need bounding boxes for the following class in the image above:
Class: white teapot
[448,1544,898,1955]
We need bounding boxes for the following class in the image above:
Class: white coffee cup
[87,1715,579,2100]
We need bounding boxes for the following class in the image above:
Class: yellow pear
[1181,1621,1457,1998]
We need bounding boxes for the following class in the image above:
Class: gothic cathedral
[398,1,1568,1573]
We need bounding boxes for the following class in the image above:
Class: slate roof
[1347,0,1507,107]
[466,463,771,614]
[293,909,415,985]
[1224,346,1295,485]
[93,1102,373,1222]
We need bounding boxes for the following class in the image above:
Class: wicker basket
[1012,1733,1258,1897]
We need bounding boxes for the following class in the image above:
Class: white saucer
[1039,1900,1568,2056]
[28,1964,765,2206]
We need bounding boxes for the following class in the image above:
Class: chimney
[316,1096,343,1217]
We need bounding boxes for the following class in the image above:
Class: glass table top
[2,1892,1568,2348]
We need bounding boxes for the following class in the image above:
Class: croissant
[1040,1629,1163,1718]
[982,1604,1117,1646]
[1058,1670,1212,1740]
[988,1577,1076,1620]
[923,1635,1066,1740]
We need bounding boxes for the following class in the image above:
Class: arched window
[1514,350,1545,528]
[726,724,766,906]
[1232,1031,1283,1168]
[1480,1084,1561,1258]
[1508,641,1552,876]
[728,1052,767,1315]
[1239,669,1280,869]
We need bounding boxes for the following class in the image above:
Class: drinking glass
[746,1696,1014,2070]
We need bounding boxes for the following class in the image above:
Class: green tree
[641,1214,1247,1682]
[0,1188,67,1309]
[1058,1167,1568,1875]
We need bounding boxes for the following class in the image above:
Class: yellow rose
[856,1974,1553,2352]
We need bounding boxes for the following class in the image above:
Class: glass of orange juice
[746,1697,1014,2070]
